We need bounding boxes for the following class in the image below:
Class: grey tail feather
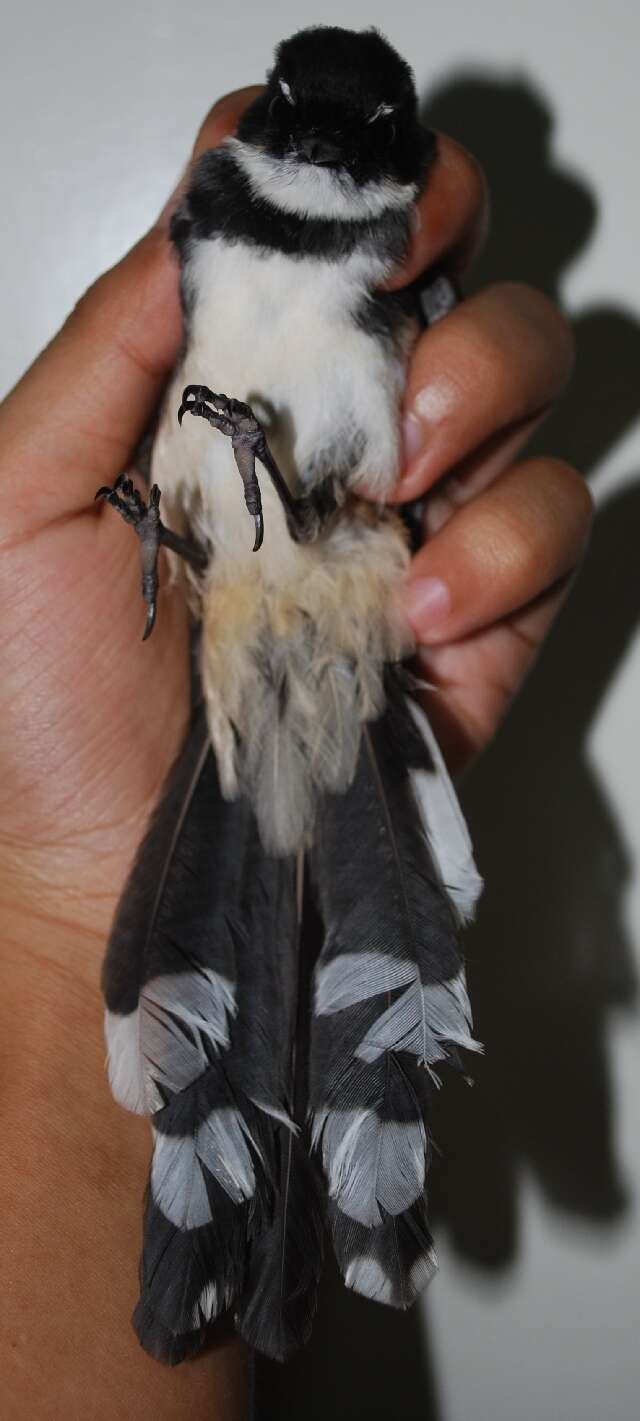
[135,812,302,1361]
[308,668,480,1301]
[102,701,305,1362]
[328,1193,438,1309]
[133,1187,249,1364]
[235,852,325,1360]
[101,700,215,1021]
[235,1127,325,1361]
[387,671,483,924]
[102,699,252,1122]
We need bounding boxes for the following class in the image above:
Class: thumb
[0,87,260,535]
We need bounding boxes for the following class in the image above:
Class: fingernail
[414,380,457,422]
[402,412,423,466]
[404,577,451,634]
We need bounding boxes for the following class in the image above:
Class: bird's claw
[177,384,233,426]
[94,473,151,522]
[142,600,157,641]
[94,475,163,638]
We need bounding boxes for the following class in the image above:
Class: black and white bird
[99,24,483,1366]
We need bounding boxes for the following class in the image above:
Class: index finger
[0,88,259,535]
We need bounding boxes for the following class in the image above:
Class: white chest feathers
[181,237,410,497]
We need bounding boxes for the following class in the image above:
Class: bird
[97,23,483,1366]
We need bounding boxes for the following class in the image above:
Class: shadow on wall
[255,72,640,1421]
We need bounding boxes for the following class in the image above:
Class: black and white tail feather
[103,701,323,1363]
[308,671,481,1305]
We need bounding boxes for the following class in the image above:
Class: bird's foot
[178,387,266,551]
[95,472,159,528]
[178,385,339,548]
[178,386,263,441]
[95,477,164,639]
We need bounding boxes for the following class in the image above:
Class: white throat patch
[226,137,416,222]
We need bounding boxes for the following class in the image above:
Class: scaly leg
[178,386,339,547]
[95,476,208,640]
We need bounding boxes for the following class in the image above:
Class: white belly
[151,236,408,579]
[148,236,414,851]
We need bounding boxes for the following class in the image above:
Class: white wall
[2,3,638,1418]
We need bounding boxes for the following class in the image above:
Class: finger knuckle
[501,508,549,584]
[498,460,593,580]
[435,134,488,227]
[539,458,594,542]
[498,283,575,380]
[448,140,487,215]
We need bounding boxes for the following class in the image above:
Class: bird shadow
[255,71,640,1421]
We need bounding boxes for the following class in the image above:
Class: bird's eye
[269,79,296,119]
[368,103,395,124]
[367,104,396,146]
[279,78,296,105]
[367,103,396,145]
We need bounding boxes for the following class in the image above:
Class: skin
[0,87,591,1418]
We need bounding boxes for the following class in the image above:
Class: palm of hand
[0,499,189,915]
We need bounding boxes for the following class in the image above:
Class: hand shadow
[254,73,640,1421]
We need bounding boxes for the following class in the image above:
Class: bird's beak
[295,134,343,167]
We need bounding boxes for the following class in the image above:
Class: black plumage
[170,146,414,265]
[236,1128,324,1361]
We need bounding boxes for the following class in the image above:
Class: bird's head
[234,26,433,219]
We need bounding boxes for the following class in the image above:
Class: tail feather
[133,1189,249,1364]
[234,853,324,1358]
[102,704,306,1362]
[102,703,248,1116]
[329,1193,438,1310]
[310,1052,428,1228]
[236,1128,324,1361]
[134,823,300,1361]
[308,676,481,1298]
[400,680,483,924]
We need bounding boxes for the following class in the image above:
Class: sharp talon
[179,398,209,426]
[94,486,111,500]
[253,513,264,552]
[142,601,157,641]
[150,485,161,507]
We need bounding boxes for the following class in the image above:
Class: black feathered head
[237,26,433,193]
